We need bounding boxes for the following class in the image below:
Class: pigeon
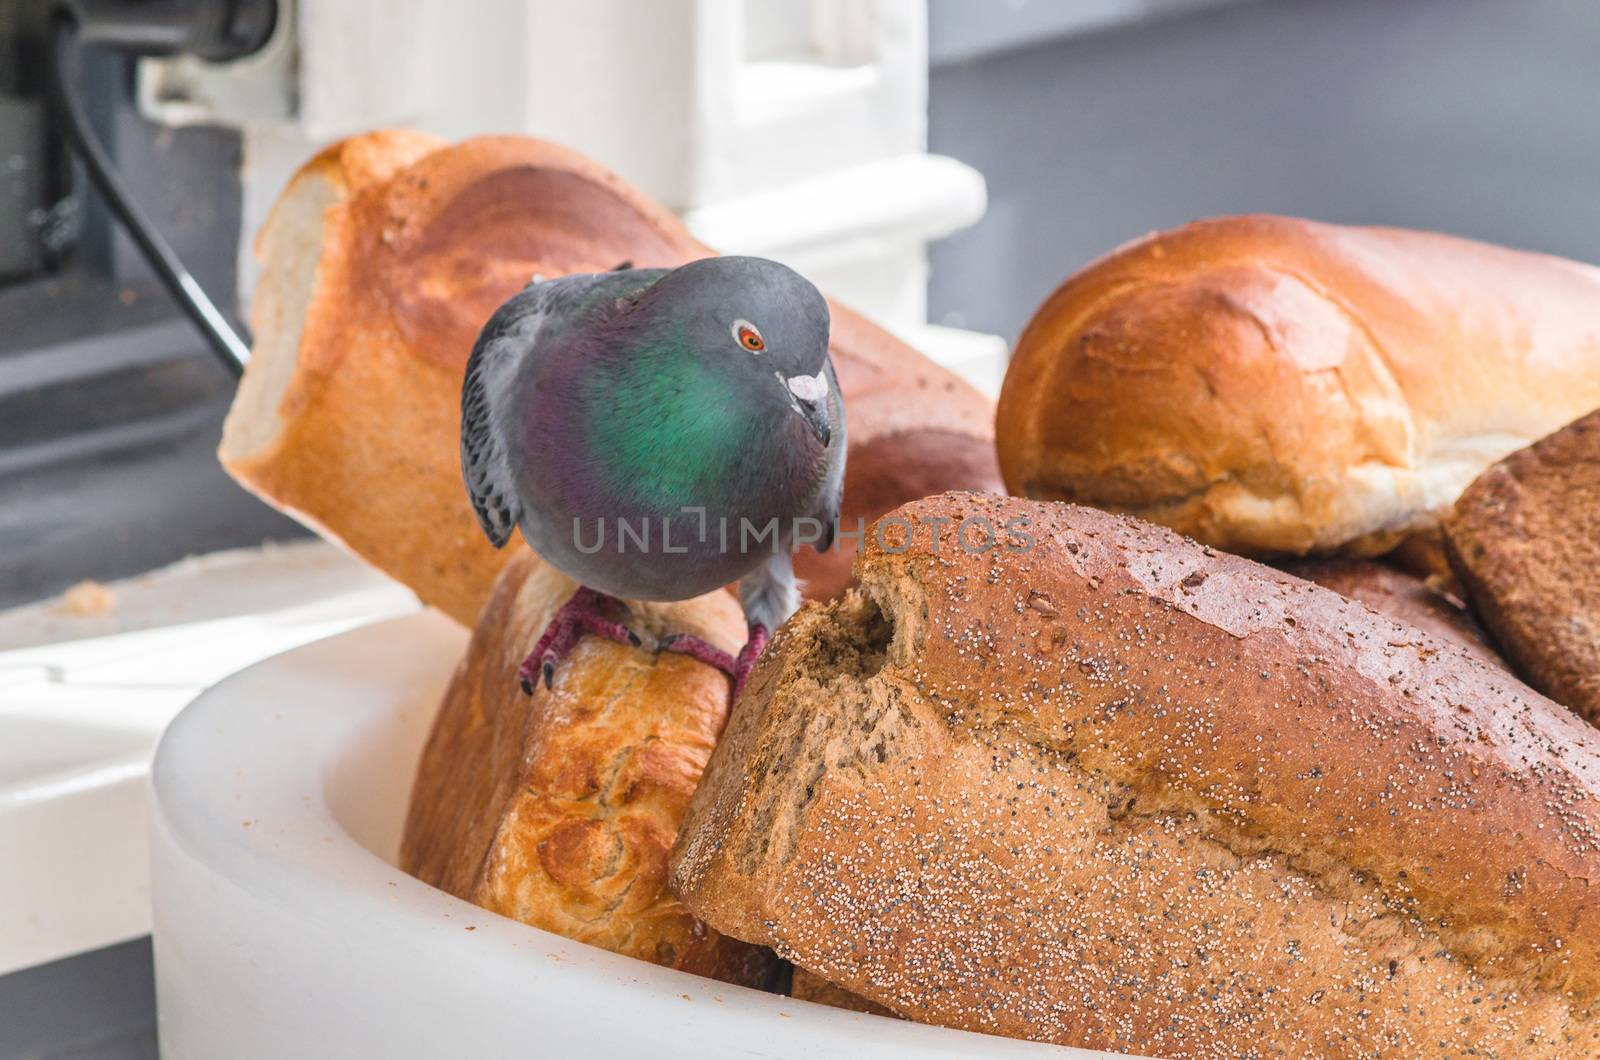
[460,256,845,700]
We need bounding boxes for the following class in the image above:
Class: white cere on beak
[786,370,829,403]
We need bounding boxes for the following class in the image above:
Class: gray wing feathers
[460,313,526,549]
[461,270,669,549]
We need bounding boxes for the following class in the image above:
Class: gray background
[927,0,1600,340]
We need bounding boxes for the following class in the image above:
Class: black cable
[46,9,251,377]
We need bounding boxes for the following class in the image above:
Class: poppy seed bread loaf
[671,494,1600,1057]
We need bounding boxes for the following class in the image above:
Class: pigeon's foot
[518,587,640,694]
[657,622,768,701]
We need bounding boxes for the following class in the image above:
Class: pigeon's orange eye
[732,320,765,352]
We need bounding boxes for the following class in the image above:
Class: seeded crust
[401,549,778,987]
[670,493,1600,1057]
[1281,557,1504,672]
[1444,408,1600,725]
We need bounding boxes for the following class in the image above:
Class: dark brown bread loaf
[1281,556,1503,669]
[1444,407,1600,725]
[671,494,1600,1057]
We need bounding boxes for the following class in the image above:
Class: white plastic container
[150,613,1132,1058]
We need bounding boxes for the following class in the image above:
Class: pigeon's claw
[517,587,639,695]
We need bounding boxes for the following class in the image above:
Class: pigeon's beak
[798,397,831,447]
[784,370,832,447]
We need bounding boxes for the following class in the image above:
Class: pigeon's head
[646,256,835,447]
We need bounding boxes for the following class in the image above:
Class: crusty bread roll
[401,548,778,986]
[221,130,1000,624]
[1445,407,1600,724]
[671,494,1600,1056]
[1280,556,1503,669]
[997,215,1600,558]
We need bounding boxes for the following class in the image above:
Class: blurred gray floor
[0,940,156,1060]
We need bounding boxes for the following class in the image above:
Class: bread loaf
[400,548,778,986]
[1444,407,1600,724]
[1280,556,1502,669]
[671,494,1600,1056]
[997,215,1600,558]
[221,131,1000,624]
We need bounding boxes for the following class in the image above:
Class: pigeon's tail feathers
[461,312,526,549]
[738,550,801,634]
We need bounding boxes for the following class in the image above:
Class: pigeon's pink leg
[518,587,640,694]
[731,623,769,702]
[660,622,769,701]
[657,633,735,678]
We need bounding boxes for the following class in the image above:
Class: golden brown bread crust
[1444,407,1600,724]
[671,494,1600,1056]
[221,130,1000,623]
[400,548,778,986]
[998,215,1600,557]
[1280,556,1503,670]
